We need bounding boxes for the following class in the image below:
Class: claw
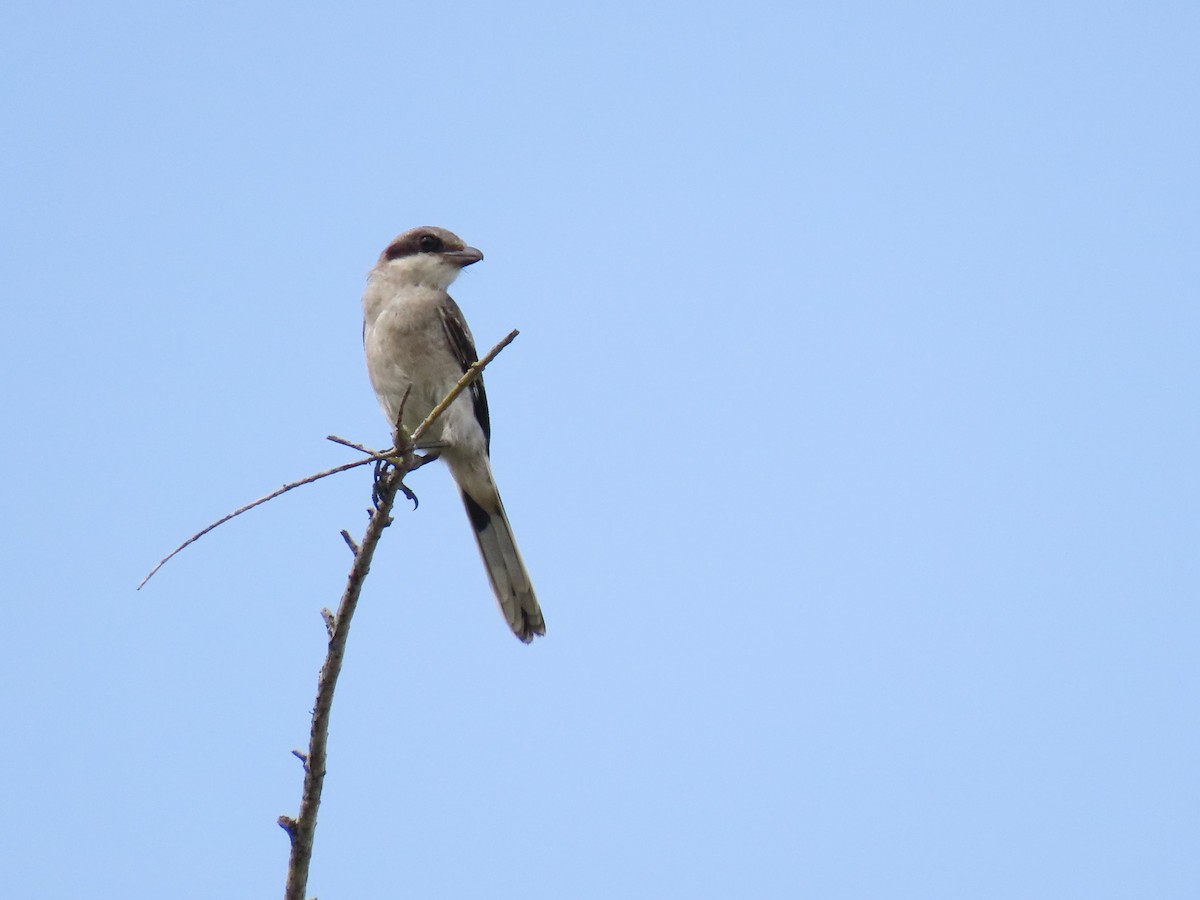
[398,482,419,510]
[371,457,420,510]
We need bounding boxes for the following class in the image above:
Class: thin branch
[281,463,406,900]
[138,448,399,589]
[326,434,375,454]
[279,331,518,900]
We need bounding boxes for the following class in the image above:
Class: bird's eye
[418,234,443,252]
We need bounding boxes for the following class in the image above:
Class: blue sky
[2,2,1197,897]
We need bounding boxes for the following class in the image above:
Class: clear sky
[2,2,1197,897]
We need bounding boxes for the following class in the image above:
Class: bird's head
[376,226,483,291]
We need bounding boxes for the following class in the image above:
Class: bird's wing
[438,299,492,451]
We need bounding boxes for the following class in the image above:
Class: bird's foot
[371,458,419,510]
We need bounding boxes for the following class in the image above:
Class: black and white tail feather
[458,482,545,642]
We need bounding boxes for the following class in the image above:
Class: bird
[361,226,545,642]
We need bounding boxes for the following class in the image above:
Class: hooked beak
[444,246,483,267]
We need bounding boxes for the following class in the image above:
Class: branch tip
[327,435,373,454]
[138,447,402,588]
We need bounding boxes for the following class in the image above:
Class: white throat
[381,254,463,292]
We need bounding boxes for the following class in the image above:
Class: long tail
[459,487,545,642]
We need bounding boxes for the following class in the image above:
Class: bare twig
[326,434,375,454]
[137,449,402,590]
[279,331,518,900]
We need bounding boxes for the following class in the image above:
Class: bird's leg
[371,458,395,509]
[408,450,442,472]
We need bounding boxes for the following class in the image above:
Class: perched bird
[361,226,545,642]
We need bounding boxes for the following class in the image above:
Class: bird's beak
[445,247,484,267]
